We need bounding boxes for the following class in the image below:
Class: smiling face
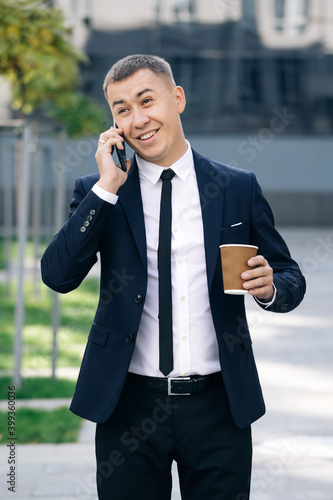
[106,69,187,167]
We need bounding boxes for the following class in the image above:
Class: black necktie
[158,168,175,376]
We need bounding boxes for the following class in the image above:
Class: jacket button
[134,294,143,304]
[90,209,96,216]
[86,215,93,221]
[80,226,86,233]
[125,334,134,343]
[83,220,90,227]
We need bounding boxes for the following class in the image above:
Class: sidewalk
[1,228,333,499]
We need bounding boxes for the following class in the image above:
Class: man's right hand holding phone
[95,126,131,195]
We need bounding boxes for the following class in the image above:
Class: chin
[140,149,166,164]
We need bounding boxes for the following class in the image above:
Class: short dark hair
[103,54,175,99]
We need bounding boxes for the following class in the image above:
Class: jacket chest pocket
[220,221,249,245]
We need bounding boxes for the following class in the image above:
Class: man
[41,54,306,499]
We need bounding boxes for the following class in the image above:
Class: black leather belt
[127,372,223,395]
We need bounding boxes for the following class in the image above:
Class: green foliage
[45,90,107,137]
[0,0,83,112]
[0,236,5,270]
[0,0,107,136]
[0,407,82,443]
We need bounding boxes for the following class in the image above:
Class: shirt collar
[136,140,193,185]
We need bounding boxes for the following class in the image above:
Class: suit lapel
[193,150,225,291]
[117,150,225,284]
[117,157,147,269]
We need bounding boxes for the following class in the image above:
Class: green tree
[0,0,106,136]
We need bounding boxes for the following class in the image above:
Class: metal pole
[13,124,33,389]
[1,135,15,297]
[51,292,60,379]
[51,128,67,379]
[31,127,41,298]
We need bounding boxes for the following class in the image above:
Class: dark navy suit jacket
[41,149,305,428]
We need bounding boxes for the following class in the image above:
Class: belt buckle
[168,377,191,396]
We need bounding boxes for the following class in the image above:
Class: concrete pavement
[1,227,333,499]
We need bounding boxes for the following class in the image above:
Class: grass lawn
[0,277,99,372]
[0,407,82,444]
[0,376,76,400]
[0,235,38,271]
[0,236,5,270]
[0,268,97,443]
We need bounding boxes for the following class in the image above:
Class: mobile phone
[114,122,127,172]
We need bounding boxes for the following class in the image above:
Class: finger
[99,129,124,146]
[243,276,269,291]
[248,283,275,301]
[111,125,123,133]
[95,138,119,168]
[241,266,271,281]
[247,286,271,297]
[98,134,123,146]
[247,255,266,267]
[98,135,123,152]
[107,135,124,150]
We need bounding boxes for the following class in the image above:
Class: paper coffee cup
[220,244,258,295]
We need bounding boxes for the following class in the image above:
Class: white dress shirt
[129,142,221,377]
[91,141,276,378]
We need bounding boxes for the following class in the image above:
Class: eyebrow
[137,88,153,97]
[112,88,154,108]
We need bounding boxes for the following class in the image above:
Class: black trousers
[95,375,252,500]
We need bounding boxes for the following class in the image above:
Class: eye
[142,98,152,105]
[118,108,127,114]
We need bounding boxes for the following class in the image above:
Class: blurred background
[0,1,332,499]
[1,0,332,229]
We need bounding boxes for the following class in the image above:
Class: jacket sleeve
[41,176,112,293]
[249,173,306,313]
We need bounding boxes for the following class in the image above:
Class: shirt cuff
[254,282,277,309]
[92,184,118,205]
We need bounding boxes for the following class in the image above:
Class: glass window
[275,0,285,20]
[276,57,302,106]
[274,0,310,33]
[239,58,262,106]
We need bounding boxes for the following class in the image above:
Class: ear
[174,86,186,114]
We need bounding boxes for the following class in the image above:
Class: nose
[132,107,149,129]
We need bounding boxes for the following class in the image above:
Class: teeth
[140,130,157,140]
